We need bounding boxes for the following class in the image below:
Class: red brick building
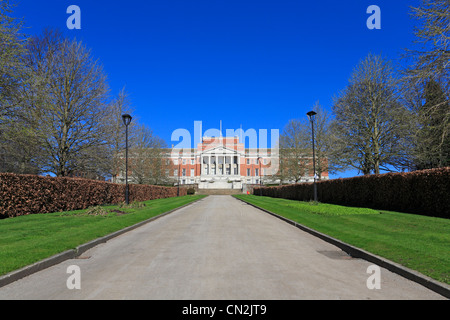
[170,136,328,190]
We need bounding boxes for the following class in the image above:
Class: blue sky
[13,0,421,178]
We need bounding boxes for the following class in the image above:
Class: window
[190,168,195,177]
[247,168,251,176]
[255,168,259,176]
[182,168,186,176]
[174,169,178,176]
[191,159,195,165]
[246,159,250,165]
[182,159,186,165]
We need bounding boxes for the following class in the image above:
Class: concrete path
[0,195,445,300]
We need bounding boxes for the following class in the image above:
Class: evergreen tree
[415,78,450,169]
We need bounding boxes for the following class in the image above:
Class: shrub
[0,173,186,219]
[254,167,450,218]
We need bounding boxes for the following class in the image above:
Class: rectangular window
[247,168,251,176]
[190,168,195,177]
[182,168,186,176]
[255,168,259,176]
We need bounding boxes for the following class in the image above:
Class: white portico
[199,145,243,190]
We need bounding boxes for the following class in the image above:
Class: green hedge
[254,167,450,218]
[0,173,186,219]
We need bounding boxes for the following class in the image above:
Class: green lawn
[0,195,206,277]
[234,194,450,285]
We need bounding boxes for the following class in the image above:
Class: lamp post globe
[122,114,132,126]
[307,111,317,120]
[257,156,262,196]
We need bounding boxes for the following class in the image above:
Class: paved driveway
[0,195,445,300]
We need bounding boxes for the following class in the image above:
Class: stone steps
[196,189,243,195]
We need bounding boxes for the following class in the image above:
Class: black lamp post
[177,156,181,196]
[307,111,318,202]
[122,114,132,204]
[258,156,262,196]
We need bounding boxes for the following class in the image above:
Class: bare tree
[278,104,332,183]
[105,87,135,182]
[330,53,412,175]
[308,102,332,179]
[404,0,450,89]
[26,30,110,177]
[401,0,450,170]
[0,0,27,118]
[278,119,310,183]
[0,1,37,173]
[129,124,170,185]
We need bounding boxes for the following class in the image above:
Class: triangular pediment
[202,145,238,155]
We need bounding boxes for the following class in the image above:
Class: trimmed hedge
[0,173,186,219]
[254,167,450,218]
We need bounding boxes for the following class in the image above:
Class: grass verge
[0,195,206,277]
[234,194,450,285]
